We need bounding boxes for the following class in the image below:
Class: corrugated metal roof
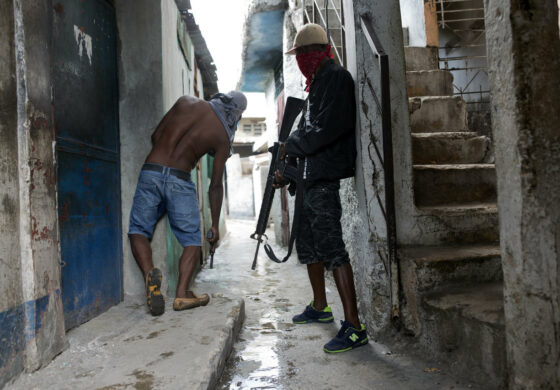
[175,1,219,99]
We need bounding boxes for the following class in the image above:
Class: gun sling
[263,160,305,263]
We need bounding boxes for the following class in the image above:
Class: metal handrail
[360,14,400,324]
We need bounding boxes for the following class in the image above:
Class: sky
[190,0,266,116]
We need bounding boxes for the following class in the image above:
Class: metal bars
[437,0,489,104]
[302,0,346,67]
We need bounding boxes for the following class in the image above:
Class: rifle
[250,96,305,270]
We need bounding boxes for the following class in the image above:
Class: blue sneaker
[292,302,334,324]
[323,320,368,353]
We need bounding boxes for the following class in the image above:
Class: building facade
[0,0,218,385]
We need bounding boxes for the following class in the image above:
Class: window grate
[302,0,346,67]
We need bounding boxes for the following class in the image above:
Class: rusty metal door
[53,0,122,329]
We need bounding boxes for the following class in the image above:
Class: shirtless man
[128,91,247,316]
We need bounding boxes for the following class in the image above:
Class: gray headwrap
[208,91,247,155]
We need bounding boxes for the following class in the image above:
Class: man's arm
[207,146,228,244]
[285,70,355,157]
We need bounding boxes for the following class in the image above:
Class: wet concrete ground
[7,219,482,389]
[197,219,481,390]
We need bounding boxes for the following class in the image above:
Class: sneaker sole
[293,316,334,324]
[323,338,369,354]
[146,268,164,316]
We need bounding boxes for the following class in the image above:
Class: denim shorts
[128,164,201,247]
[295,180,350,271]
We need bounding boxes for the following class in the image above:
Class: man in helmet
[128,91,247,316]
[275,23,367,353]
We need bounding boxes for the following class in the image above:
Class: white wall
[399,0,427,46]
[162,0,193,110]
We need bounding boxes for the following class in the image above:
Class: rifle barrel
[251,238,261,270]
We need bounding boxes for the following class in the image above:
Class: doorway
[53,0,122,330]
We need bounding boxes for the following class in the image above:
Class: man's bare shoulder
[173,95,210,113]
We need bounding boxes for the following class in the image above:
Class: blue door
[53,0,122,329]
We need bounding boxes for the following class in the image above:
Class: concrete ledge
[413,164,497,206]
[420,283,507,389]
[412,132,491,164]
[406,70,454,97]
[400,244,503,292]
[404,46,439,71]
[409,96,468,133]
[6,295,245,390]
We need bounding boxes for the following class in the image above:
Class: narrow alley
[8,220,481,389]
[1,1,558,389]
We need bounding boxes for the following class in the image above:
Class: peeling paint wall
[16,0,66,372]
[0,0,25,384]
[484,0,560,388]
[1,0,66,386]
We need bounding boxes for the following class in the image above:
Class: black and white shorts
[295,180,350,271]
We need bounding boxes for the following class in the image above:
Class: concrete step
[400,244,502,292]
[415,203,500,245]
[409,96,468,133]
[413,164,497,207]
[421,282,507,389]
[406,70,454,97]
[412,132,491,164]
[404,46,439,71]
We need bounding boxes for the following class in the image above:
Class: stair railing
[359,14,400,325]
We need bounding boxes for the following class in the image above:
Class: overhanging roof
[238,1,287,92]
[176,1,219,99]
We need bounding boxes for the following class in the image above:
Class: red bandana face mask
[296,45,333,91]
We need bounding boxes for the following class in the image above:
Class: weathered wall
[484,0,560,388]
[0,0,66,385]
[399,0,426,47]
[341,0,412,332]
[0,0,26,384]
[116,0,167,296]
[19,0,66,370]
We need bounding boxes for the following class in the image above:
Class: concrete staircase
[400,47,506,388]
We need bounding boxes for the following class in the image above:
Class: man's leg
[129,232,164,316]
[129,234,154,279]
[333,263,360,329]
[175,246,200,299]
[306,262,327,310]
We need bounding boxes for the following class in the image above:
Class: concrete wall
[399,0,426,47]
[340,0,412,332]
[0,0,66,385]
[484,0,560,388]
[116,0,167,296]
[0,1,26,383]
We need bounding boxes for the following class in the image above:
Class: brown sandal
[173,293,210,311]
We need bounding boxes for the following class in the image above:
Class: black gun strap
[263,161,305,263]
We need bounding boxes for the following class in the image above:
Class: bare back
[146,95,230,172]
